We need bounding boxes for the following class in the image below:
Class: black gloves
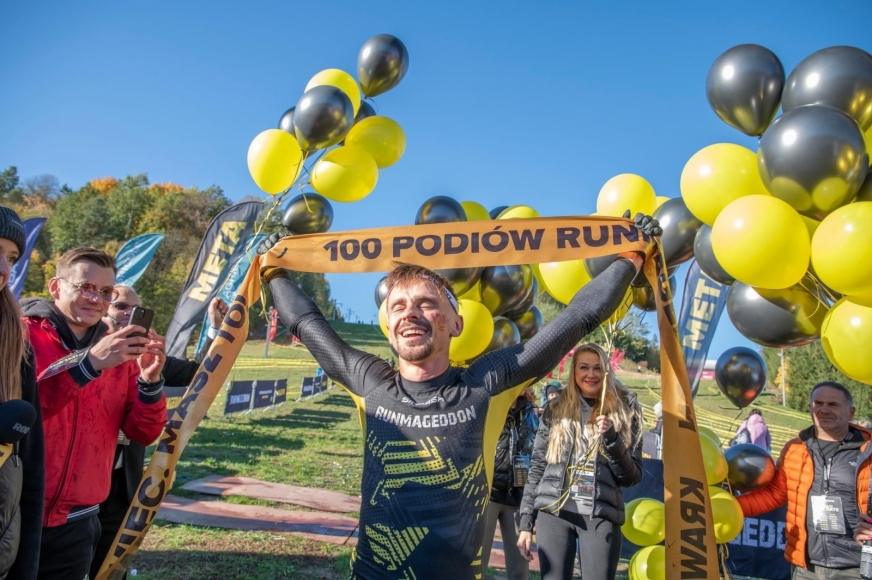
[622,210,663,238]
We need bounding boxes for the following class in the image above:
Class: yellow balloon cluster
[597,174,656,217]
[246,129,304,195]
[680,143,768,225]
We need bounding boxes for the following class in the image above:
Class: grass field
[130,320,807,579]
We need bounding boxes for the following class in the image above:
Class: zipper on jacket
[45,395,78,525]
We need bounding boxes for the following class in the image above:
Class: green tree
[762,343,872,419]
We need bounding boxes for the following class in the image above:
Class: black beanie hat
[0,206,26,257]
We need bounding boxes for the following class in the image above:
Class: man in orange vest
[737,382,872,579]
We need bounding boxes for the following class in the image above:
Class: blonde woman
[516,344,644,580]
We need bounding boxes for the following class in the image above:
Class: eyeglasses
[109,302,137,312]
[58,278,119,302]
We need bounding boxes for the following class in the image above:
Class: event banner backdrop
[98,215,717,580]
[678,260,728,397]
[114,233,165,287]
[164,201,263,358]
[9,217,46,299]
[194,233,267,358]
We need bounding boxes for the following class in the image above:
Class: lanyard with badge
[567,429,597,502]
[810,438,847,535]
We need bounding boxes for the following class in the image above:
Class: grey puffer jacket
[519,393,642,531]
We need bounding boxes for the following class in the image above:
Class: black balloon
[857,172,872,203]
[511,306,543,341]
[481,265,533,316]
[489,206,509,219]
[705,44,785,136]
[724,443,776,492]
[654,198,702,268]
[415,196,467,225]
[374,276,389,308]
[293,85,354,150]
[715,347,768,409]
[782,46,872,132]
[726,279,828,348]
[633,275,676,312]
[357,34,409,98]
[693,225,734,285]
[278,106,296,135]
[435,267,482,296]
[504,278,538,319]
[282,193,334,235]
[757,104,868,219]
[485,316,521,354]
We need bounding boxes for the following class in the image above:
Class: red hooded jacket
[24,306,166,527]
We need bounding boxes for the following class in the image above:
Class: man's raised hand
[137,329,167,383]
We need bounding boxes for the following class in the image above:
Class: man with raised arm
[258,213,661,580]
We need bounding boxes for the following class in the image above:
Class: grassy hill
[132,321,805,579]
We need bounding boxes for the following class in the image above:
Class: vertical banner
[115,233,166,287]
[678,260,728,397]
[645,255,718,580]
[165,201,263,358]
[194,233,267,358]
[9,217,46,299]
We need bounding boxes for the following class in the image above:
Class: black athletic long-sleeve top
[268,259,636,580]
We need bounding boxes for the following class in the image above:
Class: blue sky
[1,1,869,359]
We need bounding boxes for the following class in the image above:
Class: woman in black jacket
[517,343,643,580]
[0,206,45,580]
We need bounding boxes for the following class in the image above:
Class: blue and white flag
[115,233,165,287]
[10,217,46,299]
[678,260,728,397]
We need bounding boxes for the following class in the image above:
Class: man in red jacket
[21,247,167,580]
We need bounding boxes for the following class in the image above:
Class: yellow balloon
[461,201,490,221]
[811,202,872,295]
[699,426,722,447]
[701,432,728,485]
[709,486,744,544]
[246,129,303,195]
[622,498,665,547]
[539,260,592,305]
[801,215,821,239]
[449,299,494,363]
[630,545,665,580]
[822,297,872,384]
[344,116,406,168]
[497,205,540,220]
[378,300,389,338]
[458,280,482,302]
[602,288,633,328]
[712,195,810,289]
[306,68,361,116]
[680,143,768,225]
[311,146,379,203]
[865,125,872,167]
[654,196,671,210]
[597,174,656,217]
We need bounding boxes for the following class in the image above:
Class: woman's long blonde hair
[545,343,644,464]
[0,285,25,402]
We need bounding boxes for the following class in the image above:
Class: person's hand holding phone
[137,329,166,383]
[88,325,151,371]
